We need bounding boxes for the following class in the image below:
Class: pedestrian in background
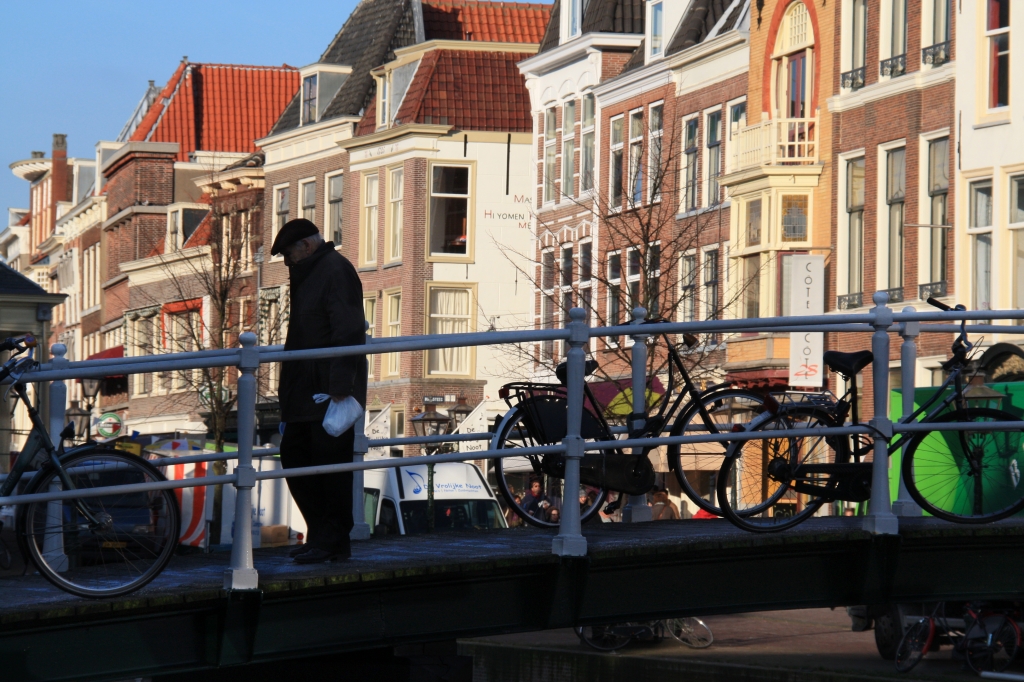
[271,218,367,564]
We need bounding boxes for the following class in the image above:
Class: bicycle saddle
[555,358,599,385]
[822,350,873,378]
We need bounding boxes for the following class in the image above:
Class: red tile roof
[392,50,535,132]
[182,213,213,249]
[422,0,551,43]
[131,62,299,161]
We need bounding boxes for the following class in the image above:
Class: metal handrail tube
[36,347,241,372]
[583,425,875,451]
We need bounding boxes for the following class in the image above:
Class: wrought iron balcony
[880,53,907,78]
[922,41,951,67]
[880,287,904,304]
[837,292,863,310]
[841,66,866,91]
[919,281,947,301]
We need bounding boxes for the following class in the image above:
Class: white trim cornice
[256,116,360,151]
[518,33,643,76]
[827,62,955,114]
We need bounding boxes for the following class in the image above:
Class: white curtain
[429,288,470,374]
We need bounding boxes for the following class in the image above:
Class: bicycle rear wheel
[717,406,846,532]
[18,448,180,598]
[965,615,1020,673]
[667,389,766,516]
[668,617,713,648]
[894,618,934,672]
[902,408,1024,523]
[494,403,607,528]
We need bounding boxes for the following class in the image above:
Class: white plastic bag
[313,394,364,437]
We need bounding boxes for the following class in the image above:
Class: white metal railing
[732,117,818,171]
[4,291,1024,589]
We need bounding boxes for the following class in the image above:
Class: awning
[81,345,125,380]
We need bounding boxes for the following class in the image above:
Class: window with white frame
[747,198,763,246]
[379,77,389,127]
[560,244,574,288]
[626,247,642,313]
[168,207,207,251]
[167,309,199,390]
[427,286,472,374]
[568,0,582,37]
[1014,222,1024,309]
[986,0,1010,109]
[705,110,722,206]
[682,117,698,211]
[931,0,950,46]
[704,249,719,321]
[649,103,664,202]
[558,245,575,356]
[302,75,317,125]
[781,195,808,242]
[562,101,576,198]
[650,1,664,57]
[429,165,470,256]
[607,251,622,344]
[610,115,624,209]
[927,138,949,284]
[742,254,760,318]
[773,2,814,118]
[386,291,401,376]
[886,148,906,289]
[969,180,994,312]
[222,212,252,272]
[579,240,593,325]
[544,107,557,203]
[847,157,866,295]
[729,101,747,141]
[1011,175,1024,225]
[852,0,868,71]
[541,248,555,359]
[275,185,290,234]
[629,109,644,206]
[389,168,404,261]
[648,242,661,317]
[891,0,908,59]
[328,173,343,245]
[301,180,316,222]
[680,253,696,322]
[581,94,596,192]
[364,296,376,378]
[363,173,379,264]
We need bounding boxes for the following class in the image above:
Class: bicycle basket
[769,391,838,409]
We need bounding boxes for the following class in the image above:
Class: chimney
[31,151,44,159]
[50,134,69,229]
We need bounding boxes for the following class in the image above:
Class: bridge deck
[2,517,1023,681]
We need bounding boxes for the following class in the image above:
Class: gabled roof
[0,260,48,296]
[422,0,550,42]
[538,0,645,54]
[130,61,299,161]
[666,0,748,56]
[381,49,535,132]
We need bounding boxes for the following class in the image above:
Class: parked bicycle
[575,617,713,652]
[716,298,1024,532]
[895,601,1021,674]
[491,323,767,527]
[0,335,180,598]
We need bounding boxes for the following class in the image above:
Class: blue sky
[0,0,361,215]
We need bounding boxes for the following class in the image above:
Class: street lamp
[410,403,453,531]
[66,400,91,443]
[964,384,1006,410]
[447,396,474,431]
[81,377,101,410]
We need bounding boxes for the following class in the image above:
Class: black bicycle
[716,298,1024,532]
[895,601,1021,674]
[0,335,180,598]
[492,323,767,528]
[575,617,713,652]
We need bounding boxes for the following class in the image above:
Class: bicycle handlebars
[0,335,36,353]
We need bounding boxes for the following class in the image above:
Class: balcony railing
[837,292,863,310]
[919,281,947,300]
[732,117,817,172]
[841,66,866,91]
[881,287,904,304]
[922,41,951,68]
[880,54,907,78]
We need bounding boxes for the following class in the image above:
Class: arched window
[771,2,815,120]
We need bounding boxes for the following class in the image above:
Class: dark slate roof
[620,38,645,74]
[269,0,416,136]
[0,261,48,296]
[667,0,746,56]
[539,0,644,54]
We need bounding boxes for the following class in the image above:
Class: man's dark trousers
[280,421,353,553]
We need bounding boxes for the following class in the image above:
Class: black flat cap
[270,218,319,256]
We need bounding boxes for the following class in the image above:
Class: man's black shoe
[294,547,347,564]
[288,544,312,558]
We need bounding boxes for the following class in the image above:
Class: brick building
[258,0,550,450]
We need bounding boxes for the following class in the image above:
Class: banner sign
[789,255,825,387]
[365,405,391,459]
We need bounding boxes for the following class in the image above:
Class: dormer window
[379,77,389,127]
[167,206,208,251]
[650,1,664,57]
[302,75,318,124]
[569,0,582,37]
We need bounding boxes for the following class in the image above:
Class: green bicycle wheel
[902,408,1024,523]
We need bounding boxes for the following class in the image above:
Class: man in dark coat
[271,218,367,563]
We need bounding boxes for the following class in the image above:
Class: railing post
[622,307,652,523]
[892,307,922,517]
[224,332,259,590]
[48,344,68,446]
[552,308,588,557]
[863,292,899,534]
[350,321,372,541]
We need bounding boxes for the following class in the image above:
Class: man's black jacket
[279,241,367,422]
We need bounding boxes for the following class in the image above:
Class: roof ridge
[190,62,299,71]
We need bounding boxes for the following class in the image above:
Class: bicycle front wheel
[667,388,766,516]
[668,617,713,648]
[18,449,180,598]
[494,403,607,529]
[717,406,845,532]
[965,615,1020,673]
[894,618,934,672]
[902,408,1024,523]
